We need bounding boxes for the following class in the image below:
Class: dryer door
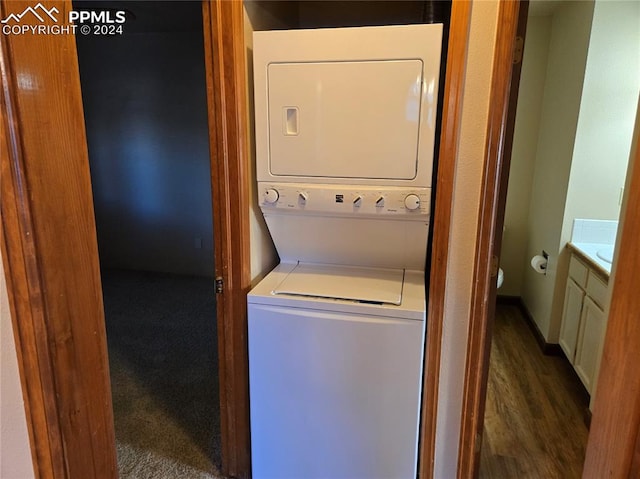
[267,60,423,180]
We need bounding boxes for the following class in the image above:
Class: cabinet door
[559,278,585,362]
[574,296,606,394]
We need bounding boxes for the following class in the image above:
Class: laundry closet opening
[74,1,220,476]
[243,2,452,477]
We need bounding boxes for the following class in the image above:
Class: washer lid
[273,263,404,305]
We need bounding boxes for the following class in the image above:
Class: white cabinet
[559,279,586,360]
[559,254,608,394]
[574,297,607,392]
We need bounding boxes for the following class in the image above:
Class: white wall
[562,0,640,236]
[1,257,35,479]
[521,0,595,342]
[434,2,498,476]
[510,0,639,343]
[589,98,640,413]
[500,14,552,296]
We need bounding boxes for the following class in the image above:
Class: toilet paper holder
[531,251,549,275]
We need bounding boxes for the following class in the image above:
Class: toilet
[497,268,504,289]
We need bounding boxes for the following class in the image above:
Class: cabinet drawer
[587,273,608,309]
[569,256,588,288]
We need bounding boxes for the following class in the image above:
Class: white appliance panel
[273,263,405,305]
[248,303,424,479]
[253,24,443,187]
[259,182,431,217]
[259,183,430,269]
[263,213,429,270]
[249,263,426,320]
[268,60,423,180]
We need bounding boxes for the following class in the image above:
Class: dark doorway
[75,2,221,476]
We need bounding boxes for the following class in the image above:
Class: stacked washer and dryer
[248,24,443,479]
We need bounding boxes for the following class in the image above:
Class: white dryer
[248,24,443,479]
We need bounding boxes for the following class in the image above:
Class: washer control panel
[259,182,431,217]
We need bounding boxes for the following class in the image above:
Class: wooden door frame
[419,1,472,477]
[1,1,118,477]
[202,1,252,477]
[0,0,251,478]
[456,1,528,476]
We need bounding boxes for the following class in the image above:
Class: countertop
[568,242,612,279]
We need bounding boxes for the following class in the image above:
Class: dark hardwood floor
[479,304,589,479]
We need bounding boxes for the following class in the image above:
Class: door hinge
[513,36,524,64]
[215,276,224,294]
[491,255,499,278]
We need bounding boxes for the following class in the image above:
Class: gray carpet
[101,269,225,478]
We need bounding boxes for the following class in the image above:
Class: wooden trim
[0,46,60,479]
[418,1,472,477]
[495,295,522,306]
[202,1,252,477]
[457,2,528,477]
[584,407,592,430]
[0,1,117,477]
[582,110,640,478]
[497,296,563,356]
[632,419,640,478]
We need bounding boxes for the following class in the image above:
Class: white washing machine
[248,25,443,479]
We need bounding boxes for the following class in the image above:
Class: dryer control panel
[259,182,431,217]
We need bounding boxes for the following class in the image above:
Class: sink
[596,245,614,264]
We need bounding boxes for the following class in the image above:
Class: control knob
[404,194,421,211]
[264,188,279,204]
